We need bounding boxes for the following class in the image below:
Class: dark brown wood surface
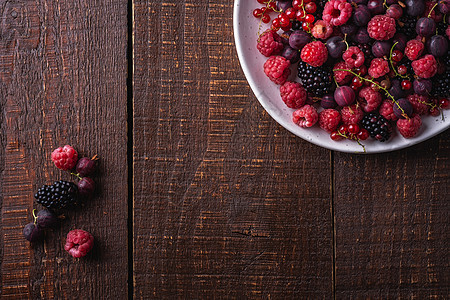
[0,0,449,299]
[0,0,128,298]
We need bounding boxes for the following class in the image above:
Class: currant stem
[32,209,37,224]
[428,2,440,18]
[71,172,83,180]
[389,42,409,79]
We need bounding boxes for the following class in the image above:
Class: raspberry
[407,94,430,115]
[280,81,307,108]
[412,55,438,79]
[257,29,284,57]
[51,145,78,171]
[319,109,341,132]
[358,86,382,112]
[263,56,291,85]
[333,61,352,84]
[405,40,424,61]
[343,46,365,68]
[300,41,328,67]
[379,100,398,121]
[368,58,390,78]
[340,104,364,125]
[367,15,396,40]
[397,114,422,138]
[64,229,94,258]
[322,0,353,26]
[292,105,319,128]
[311,20,333,40]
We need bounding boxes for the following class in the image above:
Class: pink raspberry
[333,61,352,84]
[319,109,341,133]
[368,58,389,78]
[340,104,364,125]
[300,41,328,67]
[397,114,422,138]
[405,40,424,61]
[51,145,78,171]
[412,55,437,78]
[342,46,365,68]
[292,105,319,128]
[280,81,307,109]
[407,94,430,115]
[311,20,333,40]
[322,0,353,26]
[367,15,396,40]
[358,86,382,112]
[64,229,94,258]
[379,100,398,121]
[263,56,291,85]
[257,29,284,57]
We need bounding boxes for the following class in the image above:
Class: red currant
[296,10,306,21]
[292,0,303,10]
[267,1,277,11]
[305,2,317,13]
[352,77,363,87]
[439,98,449,109]
[357,129,369,140]
[261,14,271,23]
[280,15,291,27]
[302,22,312,31]
[355,65,367,76]
[397,65,407,75]
[348,124,360,134]
[253,8,263,18]
[285,8,296,19]
[338,125,348,134]
[305,14,315,23]
[272,18,281,29]
[330,131,343,141]
[391,50,403,62]
[429,107,440,116]
[257,0,267,4]
[401,79,411,90]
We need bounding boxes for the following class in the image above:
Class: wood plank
[0,0,128,298]
[133,0,333,298]
[334,131,450,298]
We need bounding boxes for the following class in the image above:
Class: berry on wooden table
[51,145,78,171]
[64,229,94,258]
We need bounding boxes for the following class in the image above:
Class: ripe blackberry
[398,15,417,37]
[361,112,392,142]
[35,180,79,210]
[431,70,450,97]
[356,43,374,62]
[437,21,447,37]
[297,60,332,97]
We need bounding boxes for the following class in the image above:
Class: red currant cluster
[253,0,317,32]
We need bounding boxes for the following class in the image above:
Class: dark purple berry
[354,28,372,44]
[281,46,300,63]
[78,177,95,198]
[36,209,58,228]
[340,23,357,36]
[353,5,371,26]
[334,86,356,106]
[321,94,337,108]
[392,33,408,51]
[277,0,292,11]
[76,157,97,177]
[326,36,347,58]
[416,17,436,36]
[427,35,448,57]
[439,0,450,14]
[386,4,403,19]
[372,41,392,58]
[413,79,432,95]
[289,30,311,50]
[405,0,425,16]
[389,79,406,100]
[393,98,413,119]
[367,0,385,15]
[23,223,44,242]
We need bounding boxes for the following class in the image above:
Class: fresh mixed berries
[252,0,449,149]
[24,145,99,257]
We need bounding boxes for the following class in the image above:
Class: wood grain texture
[133,0,333,298]
[0,0,128,298]
[334,132,450,299]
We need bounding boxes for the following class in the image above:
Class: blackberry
[315,0,328,16]
[431,70,450,97]
[398,15,417,37]
[356,43,374,62]
[297,60,332,97]
[291,20,302,31]
[35,180,78,210]
[361,112,392,142]
[437,21,447,36]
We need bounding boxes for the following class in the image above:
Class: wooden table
[0,0,448,298]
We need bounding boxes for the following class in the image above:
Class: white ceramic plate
[233,0,449,153]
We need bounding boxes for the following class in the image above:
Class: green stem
[71,172,83,180]
[32,209,37,224]
[427,1,440,18]
[389,42,409,79]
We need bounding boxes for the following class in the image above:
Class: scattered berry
[311,20,333,40]
[361,112,392,142]
[322,0,353,26]
[23,223,44,243]
[367,15,396,40]
[405,39,425,61]
[257,29,284,57]
[51,145,78,171]
[412,54,437,78]
[64,229,94,258]
[77,177,96,198]
[358,86,382,112]
[341,104,364,125]
[407,94,430,115]
[368,58,390,78]
[319,109,342,133]
[379,100,399,121]
[297,61,332,97]
[264,56,291,85]
[343,46,365,68]
[76,156,98,177]
[35,180,78,210]
[36,209,58,229]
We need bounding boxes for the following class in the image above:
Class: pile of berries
[253,0,449,147]
[24,145,97,258]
